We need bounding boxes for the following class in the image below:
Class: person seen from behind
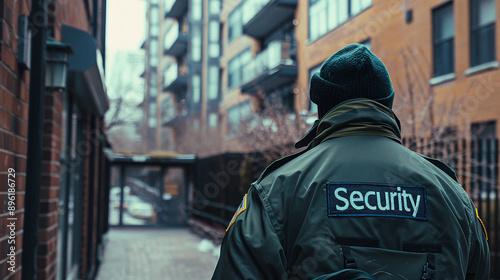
[211,43,490,280]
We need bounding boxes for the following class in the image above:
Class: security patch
[326,182,427,220]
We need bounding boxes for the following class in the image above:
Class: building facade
[0,0,110,279]
[144,0,499,176]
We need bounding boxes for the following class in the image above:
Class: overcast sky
[105,0,146,78]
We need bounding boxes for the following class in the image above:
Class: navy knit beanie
[310,44,394,110]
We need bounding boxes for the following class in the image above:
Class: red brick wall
[36,90,64,280]
[0,0,30,278]
[295,0,500,136]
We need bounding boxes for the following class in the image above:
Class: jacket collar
[295,99,402,149]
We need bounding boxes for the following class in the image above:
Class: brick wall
[295,0,500,136]
[36,89,63,280]
[0,0,30,278]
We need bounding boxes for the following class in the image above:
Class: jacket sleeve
[211,186,287,280]
[466,204,490,279]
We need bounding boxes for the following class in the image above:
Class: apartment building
[146,0,499,168]
[146,0,500,157]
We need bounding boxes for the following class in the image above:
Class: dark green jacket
[212,99,490,280]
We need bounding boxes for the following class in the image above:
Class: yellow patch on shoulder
[226,194,247,232]
[476,208,488,240]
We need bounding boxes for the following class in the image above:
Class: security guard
[212,44,490,279]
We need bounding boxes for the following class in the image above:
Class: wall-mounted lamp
[45,38,73,90]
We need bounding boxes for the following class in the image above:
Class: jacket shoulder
[255,149,309,184]
[417,153,459,183]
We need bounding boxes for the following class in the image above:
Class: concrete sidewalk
[95,228,220,280]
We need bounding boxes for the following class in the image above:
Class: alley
[96,228,220,280]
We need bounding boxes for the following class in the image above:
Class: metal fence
[403,136,499,277]
[193,138,499,276]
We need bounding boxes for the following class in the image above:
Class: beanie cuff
[310,73,347,106]
[371,90,394,108]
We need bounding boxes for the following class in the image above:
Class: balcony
[163,62,187,93]
[241,41,297,94]
[164,0,188,19]
[164,24,188,57]
[242,0,297,39]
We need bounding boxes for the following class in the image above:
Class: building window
[191,0,202,21]
[149,103,156,116]
[207,66,219,100]
[191,27,202,62]
[227,49,251,89]
[192,75,201,103]
[150,26,159,38]
[150,87,158,98]
[351,0,372,16]
[208,112,218,128]
[309,0,371,41]
[432,2,455,77]
[150,72,157,92]
[227,101,252,137]
[149,39,158,67]
[209,0,221,15]
[228,6,242,43]
[471,0,496,67]
[149,117,157,128]
[150,6,159,37]
[209,20,220,58]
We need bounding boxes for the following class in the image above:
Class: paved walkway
[95,228,220,280]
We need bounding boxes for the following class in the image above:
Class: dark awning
[62,24,109,116]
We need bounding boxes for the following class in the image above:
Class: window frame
[308,0,372,41]
[227,48,251,90]
[226,100,252,137]
[228,6,242,43]
[470,0,496,67]
[432,2,455,77]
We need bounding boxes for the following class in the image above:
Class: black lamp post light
[45,37,73,90]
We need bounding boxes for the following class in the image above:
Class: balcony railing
[164,0,188,19]
[241,40,297,94]
[242,0,297,39]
